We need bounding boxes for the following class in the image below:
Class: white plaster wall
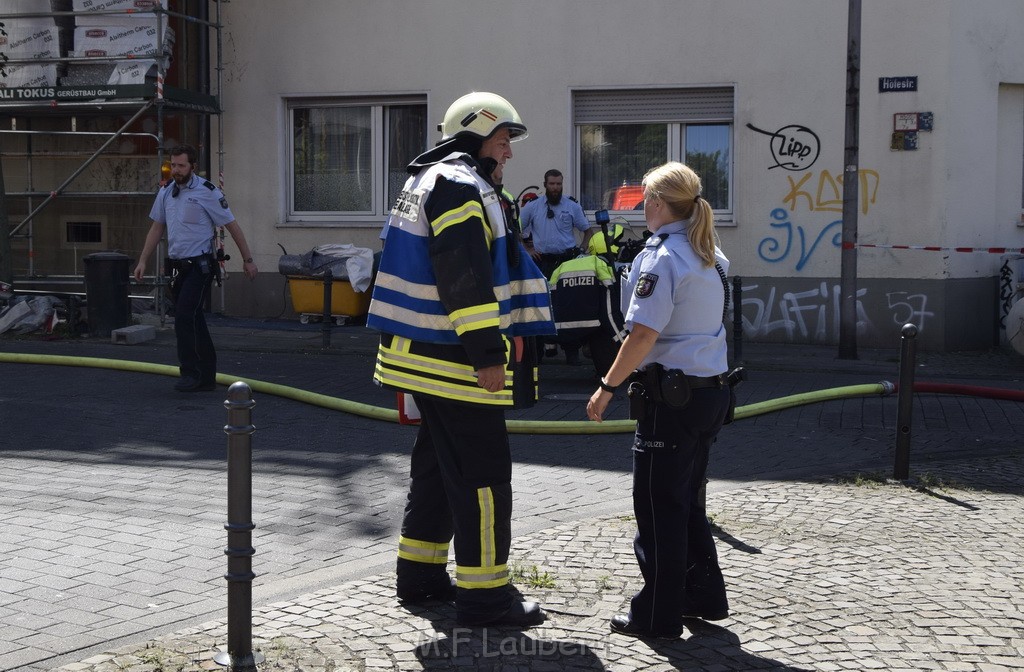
[946,0,1024,277]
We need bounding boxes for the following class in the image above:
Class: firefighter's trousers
[397,394,515,619]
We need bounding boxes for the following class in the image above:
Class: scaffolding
[0,0,223,323]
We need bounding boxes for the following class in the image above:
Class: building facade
[6,0,1024,350]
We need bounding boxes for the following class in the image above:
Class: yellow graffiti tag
[783,169,880,214]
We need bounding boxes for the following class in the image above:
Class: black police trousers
[628,385,731,635]
[397,394,516,621]
[170,257,216,384]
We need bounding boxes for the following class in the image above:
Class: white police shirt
[621,220,729,377]
[149,174,236,260]
[520,196,590,254]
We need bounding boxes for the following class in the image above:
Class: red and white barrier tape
[847,242,1024,254]
[156,73,164,100]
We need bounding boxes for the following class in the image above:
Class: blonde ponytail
[642,162,719,267]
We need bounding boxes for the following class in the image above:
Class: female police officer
[587,161,731,639]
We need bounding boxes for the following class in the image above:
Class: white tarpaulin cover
[277,244,374,293]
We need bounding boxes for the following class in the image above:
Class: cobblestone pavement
[2,318,1023,670]
[50,454,1024,671]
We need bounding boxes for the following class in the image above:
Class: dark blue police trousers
[171,262,216,384]
[628,385,731,635]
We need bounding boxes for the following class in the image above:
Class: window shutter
[574,88,734,124]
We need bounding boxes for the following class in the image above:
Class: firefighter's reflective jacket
[367,154,555,407]
[548,254,627,344]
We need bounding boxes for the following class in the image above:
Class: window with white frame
[574,88,734,218]
[288,97,427,220]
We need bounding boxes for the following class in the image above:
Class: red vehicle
[604,184,645,210]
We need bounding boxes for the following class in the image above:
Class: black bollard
[894,323,918,480]
[732,276,743,365]
[214,382,263,671]
[321,268,333,348]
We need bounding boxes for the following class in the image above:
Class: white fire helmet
[438,91,528,142]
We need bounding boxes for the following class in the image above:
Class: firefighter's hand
[476,364,506,393]
[587,388,611,422]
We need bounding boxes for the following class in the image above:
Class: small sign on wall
[894,113,918,131]
[891,112,933,151]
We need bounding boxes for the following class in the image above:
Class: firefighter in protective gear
[367,91,554,628]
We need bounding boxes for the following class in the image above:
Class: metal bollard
[732,276,743,365]
[321,268,333,348]
[893,323,918,480]
[214,382,263,671]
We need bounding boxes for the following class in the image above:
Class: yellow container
[287,276,371,316]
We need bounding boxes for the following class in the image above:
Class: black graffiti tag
[747,123,821,171]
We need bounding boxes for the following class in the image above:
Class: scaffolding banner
[0,84,149,101]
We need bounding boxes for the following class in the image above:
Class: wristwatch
[243,257,254,263]
[599,377,618,393]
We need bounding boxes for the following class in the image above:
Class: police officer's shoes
[396,577,457,604]
[609,614,683,639]
[457,600,546,628]
[174,377,216,392]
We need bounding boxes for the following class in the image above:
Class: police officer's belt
[628,365,726,412]
[633,366,726,390]
[166,253,215,275]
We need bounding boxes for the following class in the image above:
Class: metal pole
[732,276,743,365]
[838,0,861,360]
[321,268,333,348]
[894,323,918,480]
[215,382,263,671]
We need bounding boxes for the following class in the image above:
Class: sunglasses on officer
[546,205,554,219]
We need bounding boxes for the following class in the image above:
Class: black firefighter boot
[395,557,457,604]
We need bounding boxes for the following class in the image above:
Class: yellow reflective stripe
[391,336,413,353]
[431,201,484,237]
[450,303,500,335]
[375,367,514,405]
[397,536,450,564]
[455,563,509,590]
[380,345,489,382]
[478,487,495,569]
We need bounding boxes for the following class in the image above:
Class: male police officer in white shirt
[133,144,258,392]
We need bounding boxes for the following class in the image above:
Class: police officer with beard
[134,144,258,392]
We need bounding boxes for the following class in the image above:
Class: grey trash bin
[83,251,133,337]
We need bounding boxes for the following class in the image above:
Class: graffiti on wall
[748,121,884,273]
[782,168,881,215]
[740,282,934,341]
[746,123,821,171]
[757,208,843,271]
[999,259,1022,331]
